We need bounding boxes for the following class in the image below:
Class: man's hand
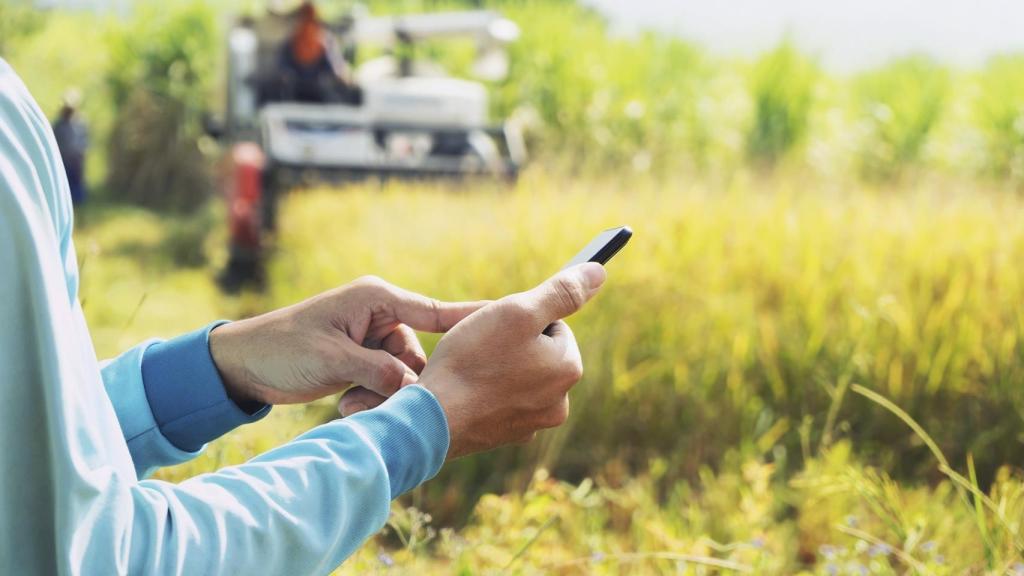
[418,263,607,459]
[209,276,486,408]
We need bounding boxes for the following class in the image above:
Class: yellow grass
[76,169,1024,573]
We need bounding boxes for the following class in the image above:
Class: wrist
[342,385,450,497]
[209,321,267,407]
[419,374,467,460]
[139,321,271,451]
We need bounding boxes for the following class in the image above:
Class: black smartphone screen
[562,226,632,269]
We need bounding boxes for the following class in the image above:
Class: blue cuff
[141,321,271,452]
[346,385,450,499]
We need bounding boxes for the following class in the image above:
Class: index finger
[389,286,491,333]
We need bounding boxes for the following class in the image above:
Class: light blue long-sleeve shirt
[0,58,450,574]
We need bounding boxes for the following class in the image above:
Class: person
[51,88,89,204]
[0,56,606,574]
[278,1,356,103]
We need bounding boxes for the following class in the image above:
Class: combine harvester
[219,5,526,289]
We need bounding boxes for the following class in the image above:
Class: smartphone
[562,226,633,269]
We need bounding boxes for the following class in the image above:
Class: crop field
[7,0,1024,573]
[72,171,1024,574]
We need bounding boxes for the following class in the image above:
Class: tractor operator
[279,1,358,103]
[0,55,606,574]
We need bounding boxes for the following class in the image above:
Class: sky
[583,0,1024,72]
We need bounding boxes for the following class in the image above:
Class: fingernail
[579,262,607,289]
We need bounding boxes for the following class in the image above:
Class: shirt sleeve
[99,320,272,478]
[105,385,451,575]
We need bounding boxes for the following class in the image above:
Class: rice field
[76,168,1024,573]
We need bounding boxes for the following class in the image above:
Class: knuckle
[372,361,402,392]
[498,297,534,324]
[408,352,427,373]
[552,277,586,313]
[354,275,387,290]
[565,358,584,383]
[426,297,443,331]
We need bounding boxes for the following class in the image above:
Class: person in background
[51,88,89,205]
[279,1,356,103]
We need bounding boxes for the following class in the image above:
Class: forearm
[72,385,449,575]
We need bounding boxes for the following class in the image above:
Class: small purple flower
[819,544,838,559]
[920,540,937,553]
[590,552,606,562]
[845,515,859,527]
[935,554,945,565]
[378,552,394,567]
[826,562,839,576]
[750,536,766,549]
[869,543,892,557]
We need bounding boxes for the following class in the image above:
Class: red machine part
[225,142,265,251]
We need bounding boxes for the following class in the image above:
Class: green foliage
[854,56,949,180]
[975,54,1024,184]
[0,0,46,55]
[104,1,218,212]
[746,40,818,167]
[106,1,217,119]
[490,2,711,174]
[2,11,114,187]
[335,445,1024,573]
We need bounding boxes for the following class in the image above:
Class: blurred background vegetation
[5,0,1024,573]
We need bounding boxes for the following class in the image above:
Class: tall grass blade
[850,384,949,469]
[837,524,928,573]
[968,454,996,565]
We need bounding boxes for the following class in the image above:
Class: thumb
[520,262,606,330]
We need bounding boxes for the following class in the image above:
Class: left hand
[208,276,486,413]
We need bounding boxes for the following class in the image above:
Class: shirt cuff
[141,320,271,452]
[344,384,450,499]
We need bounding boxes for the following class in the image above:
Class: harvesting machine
[219,5,526,289]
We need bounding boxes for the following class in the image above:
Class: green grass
[975,55,1024,184]
[853,56,950,181]
[746,40,818,167]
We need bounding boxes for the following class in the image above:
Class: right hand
[418,263,607,459]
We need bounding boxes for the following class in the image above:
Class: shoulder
[0,59,73,245]
[0,59,77,301]
[0,59,53,138]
